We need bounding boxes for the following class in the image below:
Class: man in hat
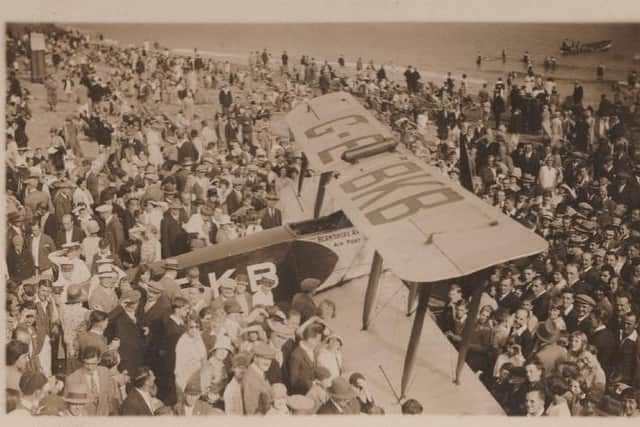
[531,320,567,374]
[151,258,180,301]
[317,377,360,414]
[291,278,321,322]
[161,199,189,259]
[157,296,189,406]
[9,371,50,416]
[55,213,86,248]
[225,178,244,215]
[105,289,145,378]
[242,342,276,415]
[66,345,117,415]
[88,265,120,313]
[139,279,171,378]
[260,194,282,229]
[96,204,125,257]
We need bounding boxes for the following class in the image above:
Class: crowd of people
[4,28,433,416]
[4,25,640,417]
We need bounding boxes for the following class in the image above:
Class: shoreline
[93,34,610,107]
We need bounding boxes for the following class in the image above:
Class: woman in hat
[238,324,267,354]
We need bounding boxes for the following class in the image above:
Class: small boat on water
[560,39,613,55]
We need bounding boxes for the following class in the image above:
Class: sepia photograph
[3,0,640,419]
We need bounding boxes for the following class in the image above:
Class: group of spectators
[5,24,640,417]
[4,28,434,416]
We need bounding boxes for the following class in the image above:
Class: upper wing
[286,92,548,283]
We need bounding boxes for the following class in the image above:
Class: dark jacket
[120,388,154,416]
[260,207,282,230]
[287,345,315,395]
[105,305,145,376]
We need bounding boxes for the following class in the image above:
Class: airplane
[169,91,548,404]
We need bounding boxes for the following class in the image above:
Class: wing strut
[361,250,384,330]
[400,283,433,398]
[313,171,333,219]
[454,269,490,384]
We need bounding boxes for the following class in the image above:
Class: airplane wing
[286,92,548,283]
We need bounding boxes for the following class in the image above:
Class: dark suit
[611,334,637,386]
[7,244,35,283]
[531,292,551,322]
[139,296,172,382]
[157,317,185,405]
[55,226,85,248]
[160,213,188,259]
[497,292,521,314]
[122,210,137,240]
[105,305,145,376]
[30,234,56,272]
[105,216,125,257]
[53,192,73,224]
[590,326,617,375]
[42,212,59,241]
[260,207,282,230]
[120,388,154,416]
[287,345,316,395]
[510,328,535,358]
[225,190,243,215]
